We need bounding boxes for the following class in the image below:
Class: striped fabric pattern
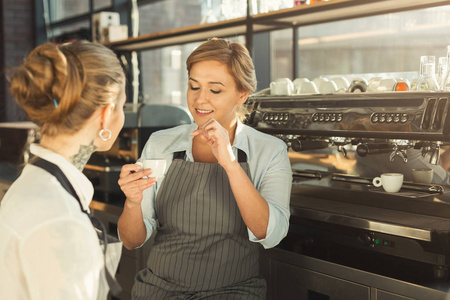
[132,151,265,299]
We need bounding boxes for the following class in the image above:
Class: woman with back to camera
[0,41,126,299]
[117,37,292,299]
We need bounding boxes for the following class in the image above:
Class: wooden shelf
[106,0,450,52]
[106,17,249,51]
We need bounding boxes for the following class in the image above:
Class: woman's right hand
[118,164,157,205]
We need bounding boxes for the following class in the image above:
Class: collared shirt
[137,119,292,249]
[0,144,106,300]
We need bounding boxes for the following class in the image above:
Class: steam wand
[419,141,442,165]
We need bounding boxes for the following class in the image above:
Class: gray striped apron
[132,149,266,299]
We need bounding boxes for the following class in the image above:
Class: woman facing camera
[118,37,292,299]
[0,41,126,299]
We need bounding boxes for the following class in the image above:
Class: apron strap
[173,149,248,163]
[31,158,85,209]
[173,151,186,160]
[237,149,247,163]
[30,157,122,296]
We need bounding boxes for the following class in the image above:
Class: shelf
[107,17,249,51]
[106,0,450,52]
[252,0,450,27]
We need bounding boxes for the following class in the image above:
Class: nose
[195,88,209,105]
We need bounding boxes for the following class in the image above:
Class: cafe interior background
[3,0,450,299]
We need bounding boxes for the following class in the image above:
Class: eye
[190,85,200,91]
[211,89,221,94]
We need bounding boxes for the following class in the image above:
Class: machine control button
[383,239,395,248]
[330,114,336,122]
[371,113,379,123]
[357,233,375,247]
[401,114,408,123]
[312,114,319,122]
[312,112,342,122]
[372,112,408,123]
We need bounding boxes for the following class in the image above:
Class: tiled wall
[1,0,35,122]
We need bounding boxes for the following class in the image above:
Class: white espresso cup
[372,173,403,193]
[136,159,167,179]
[270,78,294,95]
[411,168,433,184]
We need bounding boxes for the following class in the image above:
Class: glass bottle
[437,56,447,89]
[411,56,426,91]
[416,56,439,91]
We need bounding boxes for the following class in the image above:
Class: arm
[191,119,291,243]
[117,164,156,250]
[223,160,269,239]
[440,146,450,171]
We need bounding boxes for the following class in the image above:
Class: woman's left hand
[190,118,236,168]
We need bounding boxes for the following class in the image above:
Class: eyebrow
[189,77,225,87]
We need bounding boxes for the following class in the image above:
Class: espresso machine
[84,103,192,204]
[245,91,450,299]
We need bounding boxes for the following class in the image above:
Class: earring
[99,129,112,141]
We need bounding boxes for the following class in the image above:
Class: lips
[195,108,213,115]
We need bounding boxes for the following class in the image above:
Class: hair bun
[10,43,85,126]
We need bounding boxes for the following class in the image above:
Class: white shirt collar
[30,144,94,211]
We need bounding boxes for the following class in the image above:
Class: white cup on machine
[372,173,403,193]
[270,78,295,95]
[293,78,310,94]
[411,168,433,184]
[136,159,167,179]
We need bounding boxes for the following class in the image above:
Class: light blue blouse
[138,119,292,249]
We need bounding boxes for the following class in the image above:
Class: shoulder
[140,124,195,159]
[242,125,287,151]
[0,166,89,236]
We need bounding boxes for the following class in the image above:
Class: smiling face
[187,60,248,130]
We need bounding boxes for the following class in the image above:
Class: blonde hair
[9,41,124,136]
[186,38,256,120]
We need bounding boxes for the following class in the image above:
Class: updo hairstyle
[186,38,256,120]
[9,40,125,136]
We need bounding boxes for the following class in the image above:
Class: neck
[223,118,238,145]
[39,134,97,171]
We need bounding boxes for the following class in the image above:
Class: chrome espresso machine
[84,103,192,204]
[245,92,450,299]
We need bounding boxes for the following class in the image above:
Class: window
[42,0,113,41]
[138,0,204,35]
[48,0,90,22]
[139,36,245,107]
[271,5,450,86]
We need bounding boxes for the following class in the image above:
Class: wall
[0,0,35,122]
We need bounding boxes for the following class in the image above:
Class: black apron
[132,150,266,299]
